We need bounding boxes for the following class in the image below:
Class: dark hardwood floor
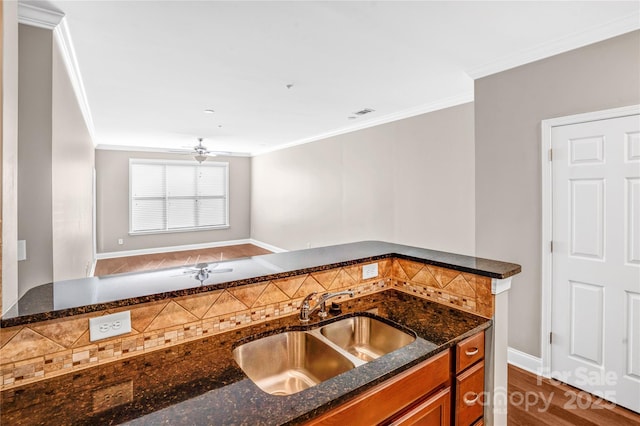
[94,243,272,276]
[508,364,640,425]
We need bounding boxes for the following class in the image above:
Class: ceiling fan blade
[167,139,235,157]
[209,268,233,274]
[168,270,192,277]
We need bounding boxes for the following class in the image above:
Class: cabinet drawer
[456,331,484,373]
[387,387,451,426]
[306,350,450,426]
[456,360,484,426]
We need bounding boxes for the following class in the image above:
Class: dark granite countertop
[0,290,491,426]
[2,241,520,327]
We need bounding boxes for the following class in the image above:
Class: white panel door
[551,114,640,413]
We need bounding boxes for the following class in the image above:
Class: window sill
[129,225,230,236]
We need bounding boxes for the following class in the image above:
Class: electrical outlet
[17,240,26,261]
[92,380,133,413]
[118,238,124,245]
[89,311,132,341]
[362,263,378,280]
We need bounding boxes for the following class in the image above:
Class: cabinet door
[455,360,484,426]
[387,387,451,426]
[456,331,484,374]
[305,350,450,426]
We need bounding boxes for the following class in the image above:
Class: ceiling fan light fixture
[194,154,208,163]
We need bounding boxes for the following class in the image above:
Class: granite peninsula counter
[1,291,490,425]
[2,241,520,327]
[0,241,521,424]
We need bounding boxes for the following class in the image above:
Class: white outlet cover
[17,240,26,261]
[89,311,132,341]
[362,263,379,280]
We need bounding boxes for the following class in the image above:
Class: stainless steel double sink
[232,315,416,396]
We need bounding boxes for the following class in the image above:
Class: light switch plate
[89,311,132,341]
[17,240,26,261]
[362,263,379,280]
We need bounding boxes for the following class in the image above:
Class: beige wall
[51,32,95,281]
[2,1,19,314]
[14,24,96,298]
[475,31,640,357]
[251,103,476,255]
[392,103,475,253]
[95,150,251,253]
[17,24,53,295]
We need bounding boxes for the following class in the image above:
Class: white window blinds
[129,159,229,234]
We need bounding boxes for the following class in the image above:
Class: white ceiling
[24,1,640,155]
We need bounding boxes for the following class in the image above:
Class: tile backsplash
[392,258,493,318]
[0,258,493,389]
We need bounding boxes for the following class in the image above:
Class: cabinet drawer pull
[465,347,479,356]
[463,392,480,405]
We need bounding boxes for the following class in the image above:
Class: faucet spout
[299,290,354,322]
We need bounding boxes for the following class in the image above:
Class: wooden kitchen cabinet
[454,331,485,426]
[387,387,451,426]
[456,331,484,373]
[306,330,486,426]
[455,361,484,425]
[305,350,450,426]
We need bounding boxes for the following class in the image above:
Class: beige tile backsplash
[0,258,493,389]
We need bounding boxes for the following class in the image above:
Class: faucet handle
[299,292,318,322]
[302,292,317,306]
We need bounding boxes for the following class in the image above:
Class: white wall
[475,30,640,358]
[251,103,476,255]
[95,150,252,253]
[51,31,95,281]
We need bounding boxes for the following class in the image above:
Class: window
[129,159,229,234]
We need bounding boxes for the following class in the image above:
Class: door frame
[540,104,640,378]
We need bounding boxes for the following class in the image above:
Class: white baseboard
[96,238,287,260]
[508,347,543,375]
[249,239,287,253]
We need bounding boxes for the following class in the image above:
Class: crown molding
[18,2,97,145]
[467,11,640,79]
[95,144,252,157]
[17,2,64,29]
[252,90,474,156]
[53,20,97,144]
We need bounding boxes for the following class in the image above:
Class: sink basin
[320,316,415,362]
[232,331,355,396]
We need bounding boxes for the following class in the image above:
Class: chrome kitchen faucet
[299,290,355,322]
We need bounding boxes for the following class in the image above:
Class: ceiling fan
[170,262,234,285]
[169,138,232,163]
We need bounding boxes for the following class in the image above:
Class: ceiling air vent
[354,108,375,116]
